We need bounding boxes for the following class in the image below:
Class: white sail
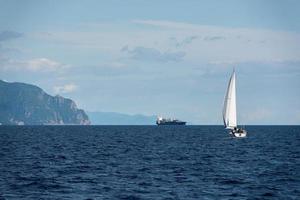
[223,70,237,129]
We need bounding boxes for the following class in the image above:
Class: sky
[0,0,299,124]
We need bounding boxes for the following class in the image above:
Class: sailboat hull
[232,129,247,138]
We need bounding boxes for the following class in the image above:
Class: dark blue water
[0,126,299,199]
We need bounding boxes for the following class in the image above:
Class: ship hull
[156,122,186,125]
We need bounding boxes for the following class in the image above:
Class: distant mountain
[0,80,90,125]
[87,111,156,125]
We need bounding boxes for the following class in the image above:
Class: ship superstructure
[156,116,186,125]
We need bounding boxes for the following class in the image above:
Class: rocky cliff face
[0,80,90,125]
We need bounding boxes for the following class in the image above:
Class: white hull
[234,132,246,138]
[231,129,247,138]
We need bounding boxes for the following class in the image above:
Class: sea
[0,125,299,200]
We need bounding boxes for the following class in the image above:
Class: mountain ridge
[0,80,90,125]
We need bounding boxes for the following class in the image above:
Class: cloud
[133,19,200,30]
[132,19,300,63]
[122,45,186,62]
[0,44,21,54]
[26,58,69,72]
[53,83,78,94]
[0,57,69,72]
[170,35,198,48]
[30,20,300,65]
[0,31,23,55]
[204,36,225,41]
[0,31,23,42]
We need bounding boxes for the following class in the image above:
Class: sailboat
[223,69,247,138]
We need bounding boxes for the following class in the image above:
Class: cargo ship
[156,117,186,125]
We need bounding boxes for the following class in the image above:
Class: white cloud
[53,83,78,94]
[26,58,69,72]
[0,57,69,72]
[121,45,186,62]
[136,19,300,64]
[133,19,201,30]
[36,20,300,65]
[169,35,198,48]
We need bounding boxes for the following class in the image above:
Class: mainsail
[223,70,237,129]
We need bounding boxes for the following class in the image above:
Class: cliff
[0,80,90,125]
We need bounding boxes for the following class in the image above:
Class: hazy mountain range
[87,111,156,125]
